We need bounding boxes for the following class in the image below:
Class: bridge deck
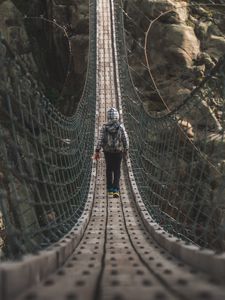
[15,0,225,299]
[16,162,225,300]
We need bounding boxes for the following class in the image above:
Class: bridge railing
[0,0,97,260]
[115,0,225,251]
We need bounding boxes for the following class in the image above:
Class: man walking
[95,107,129,197]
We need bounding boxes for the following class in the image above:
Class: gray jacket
[96,121,129,152]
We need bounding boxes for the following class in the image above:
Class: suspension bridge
[1,0,225,299]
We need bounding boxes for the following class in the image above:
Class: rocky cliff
[124,0,225,249]
[0,0,89,115]
[2,0,223,119]
[125,0,225,111]
[0,0,90,257]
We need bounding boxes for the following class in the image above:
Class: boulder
[148,23,200,69]
[197,52,215,69]
[145,21,200,105]
[195,21,211,40]
[141,0,188,24]
[205,35,225,60]
[126,0,225,112]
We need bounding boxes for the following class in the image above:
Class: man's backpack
[103,125,123,153]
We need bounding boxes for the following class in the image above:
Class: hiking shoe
[107,188,114,195]
[113,189,120,198]
[113,192,120,198]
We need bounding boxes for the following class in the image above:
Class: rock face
[0,0,89,256]
[125,0,225,110]
[124,0,225,249]
[149,23,200,70]
[0,0,89,115]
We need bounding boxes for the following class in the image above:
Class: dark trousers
[104,152,123,190]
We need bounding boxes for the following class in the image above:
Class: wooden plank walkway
[16,0,225,299]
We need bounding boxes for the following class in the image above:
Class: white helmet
[107,107,119,122]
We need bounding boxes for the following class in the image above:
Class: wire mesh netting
[115,0,225,251]
[0,0,96,259]
[1,0,225,262]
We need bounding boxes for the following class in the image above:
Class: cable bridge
[1,0,225,299]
